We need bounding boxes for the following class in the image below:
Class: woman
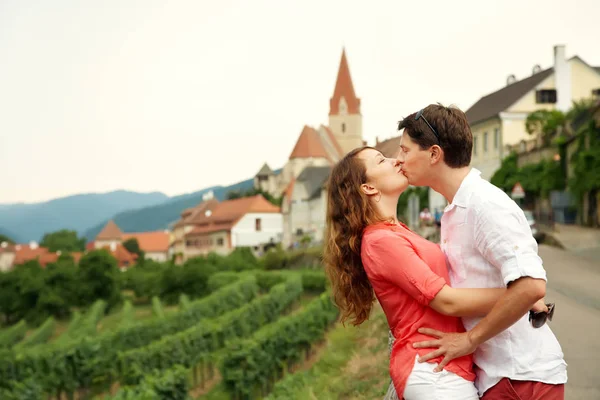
[323,146,536,399]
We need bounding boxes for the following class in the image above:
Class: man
[395,104,567,399]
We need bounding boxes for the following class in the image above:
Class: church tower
[328,49,363,154]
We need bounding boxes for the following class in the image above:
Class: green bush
[107,365,190,400]
[0,320,28,348]
[207,271,241,292]
[262,247,288,270]
[16,317,55,348]
[0,276,258,399]
[298,269,328,292]
[178,294,191,311]
[118,276,303,386]
[0,378,44,400]
[58,299,106,342]
[220,291,339,399]
[151,297,165,319]
[286,247,323,269]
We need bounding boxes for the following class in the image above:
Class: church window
[342,123,346,133]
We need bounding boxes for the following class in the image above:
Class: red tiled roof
[96,220,123,240]
[97,243,137,268]
[289,125,330,160]
[13,245,50,266]
[329,49,361,116]
[174,199,220,227]
[122,231,170,253]
[185,195,280,236]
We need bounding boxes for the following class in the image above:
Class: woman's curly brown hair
[324,146,389,326]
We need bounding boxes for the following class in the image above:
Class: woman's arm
[429,286,505,317]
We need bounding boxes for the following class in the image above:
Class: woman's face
[357,148,408,197]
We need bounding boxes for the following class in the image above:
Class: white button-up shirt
[441,169,567,396]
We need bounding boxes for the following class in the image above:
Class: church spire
[329,48,361,116]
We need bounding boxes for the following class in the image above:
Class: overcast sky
[1,0,598,204]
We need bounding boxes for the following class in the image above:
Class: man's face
[397,133,434,186]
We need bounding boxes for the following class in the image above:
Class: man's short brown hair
[398,104,473,168]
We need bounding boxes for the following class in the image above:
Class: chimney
[554,45,571,112]
[202,190,214,201]
[29,241,38,250]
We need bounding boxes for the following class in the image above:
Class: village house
[91,220,170,263]
[466,44,600,182]
[170,192,282,263]
[0,241,83,272]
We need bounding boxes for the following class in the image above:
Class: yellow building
[466,45,600,181]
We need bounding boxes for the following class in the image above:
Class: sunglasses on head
[415,108,441,145]
[529,302,555,328]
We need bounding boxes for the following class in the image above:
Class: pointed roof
[256,163,274,177]
[96,220,123,240]
[185,195,280,236]
[329,49,361,116]
[466,56,600,125]
[289,125,330,160]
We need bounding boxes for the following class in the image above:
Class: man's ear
[430,145,444,165]
[360,183,378,196]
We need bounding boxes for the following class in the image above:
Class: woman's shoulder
[362,223,410,250]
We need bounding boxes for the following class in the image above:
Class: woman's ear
[430,145,443,165]
[360,183,378,196]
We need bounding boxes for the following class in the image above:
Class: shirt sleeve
[363,232,446,306]
[473,202,547,286]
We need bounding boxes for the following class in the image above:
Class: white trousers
[403,356,479,400]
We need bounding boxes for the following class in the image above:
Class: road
[539,244,600,400]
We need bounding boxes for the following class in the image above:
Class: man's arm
[428,284,547,318]
[429,286,506,317]
[414,201,547,371]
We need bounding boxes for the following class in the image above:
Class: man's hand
[412,328,478,372]
[531,299,548,313]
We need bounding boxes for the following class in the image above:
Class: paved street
[540,244,600,400]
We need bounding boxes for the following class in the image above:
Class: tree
[0,271,21,324]
[160,257,217,304]
[226,187,282,206]
[123,238,145,264]
[0,234,14,244]
[78,250,122,310]
[40,229,86,252]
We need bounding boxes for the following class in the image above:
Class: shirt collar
[444,168,481,211]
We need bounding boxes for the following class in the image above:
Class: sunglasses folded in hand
[529,303,555,328]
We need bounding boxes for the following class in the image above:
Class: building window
[341,123,346,133]
[483,132,488,153]
[536,89,557,104]
[593,88,600,98]
[217,238,224,246]
[255,218,262,232]
[494,128,499,149]
[473,136,478,156]
[186,240,191,247]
